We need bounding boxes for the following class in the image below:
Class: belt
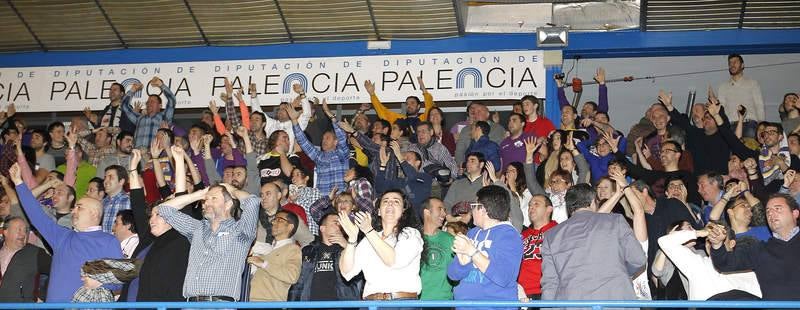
[187,295,235,302]
[364,292,418,300]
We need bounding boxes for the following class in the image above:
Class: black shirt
[309,243,340,301]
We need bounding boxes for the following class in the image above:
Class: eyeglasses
[760,130,779,137]
[549,179,567,185]
[469,202,484,210]
[270,217,290,224]
[661,148,680,154]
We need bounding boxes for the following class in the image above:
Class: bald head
[72,197,103,230]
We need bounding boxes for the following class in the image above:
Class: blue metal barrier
[1,300,799,310]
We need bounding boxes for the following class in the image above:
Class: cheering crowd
[0,53,798,307]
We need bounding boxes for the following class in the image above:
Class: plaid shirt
[77,129,118,166]
[121,85,176,148]
[408,141,459,179]
[159,195,259,301]
[249,130,269,156]
[292,185,322,235]
[309,178,374,225]
[293,122,349,195]
[225,96,242,130]
[101,191,130,234]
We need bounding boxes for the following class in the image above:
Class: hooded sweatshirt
[448,222,523,310]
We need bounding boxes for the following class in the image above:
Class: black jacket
[0,244,50,302]
[712,232,800,300]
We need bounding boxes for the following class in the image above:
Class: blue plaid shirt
[101,191,131,233]
[293,121,349,195]
[121,85,176,148]
[159,195,260,300]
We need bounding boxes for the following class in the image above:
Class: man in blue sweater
[10,163,123,302]
[709,192,800,300]
[448,185,523,310]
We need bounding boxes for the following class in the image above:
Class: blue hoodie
[448,222,523,310]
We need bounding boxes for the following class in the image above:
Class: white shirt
[718,76,765,121]
[120,234,139,259]
[249,95,312,155]
[658,231,762,300]
[342,227,423,297]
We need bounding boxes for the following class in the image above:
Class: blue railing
[1,300,799,310]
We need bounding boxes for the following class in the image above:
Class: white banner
[0,50,545,112]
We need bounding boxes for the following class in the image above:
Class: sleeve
[237,97,250,130]
[524,163,546,195]
[293,124,321,161]
[669,108,692,131]
[539,234,557,300]
[618,215,646,276]
[203,156,222,184]
[574,153,591,185]
[16,152,37,189]
[370,94,401,125]
[158,203,201,240]
[15,184,68,246]
[238,195,262,242]
[162,85,177,123]
[355,132,379,154]
[250,96,265,114]
[718,123,759,160]
[213,113,226,136]
[752,82,765,122]
[297,96,313,130]
[710,239,759,272]
[130,188,153,246]
[483,229,523,287]
[332,121,350,158]
[309,196,333,226]
[64,148,78,187]
[390,228,423,269]
[421,92,435,120]
[265,247,302,284]
[245,152,261,195]
[447,253,471,281]
[120,91,140,123]
[598,84,608,113]
[557,87,570,108]
[657,231,704,278]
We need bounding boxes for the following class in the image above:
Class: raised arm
[128,150,153,245]
[201,134,222,184]
[595,68,608,113]
[156,77,177,123]
[64,129,79,187]
[10,163,68,245]
[523,136,546,195]
[121,82,143,122]
[364,80,401,124]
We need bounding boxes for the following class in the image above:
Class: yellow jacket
[370,92,435,124]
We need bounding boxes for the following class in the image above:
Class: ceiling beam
[640,0,648,31]
[273,0,294,43]
[452,0,465,36]
[6,0,46,51]
[738,0,748,29]
[183,0,210,45]
[93,0,127,48]
[365,0,381,40]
